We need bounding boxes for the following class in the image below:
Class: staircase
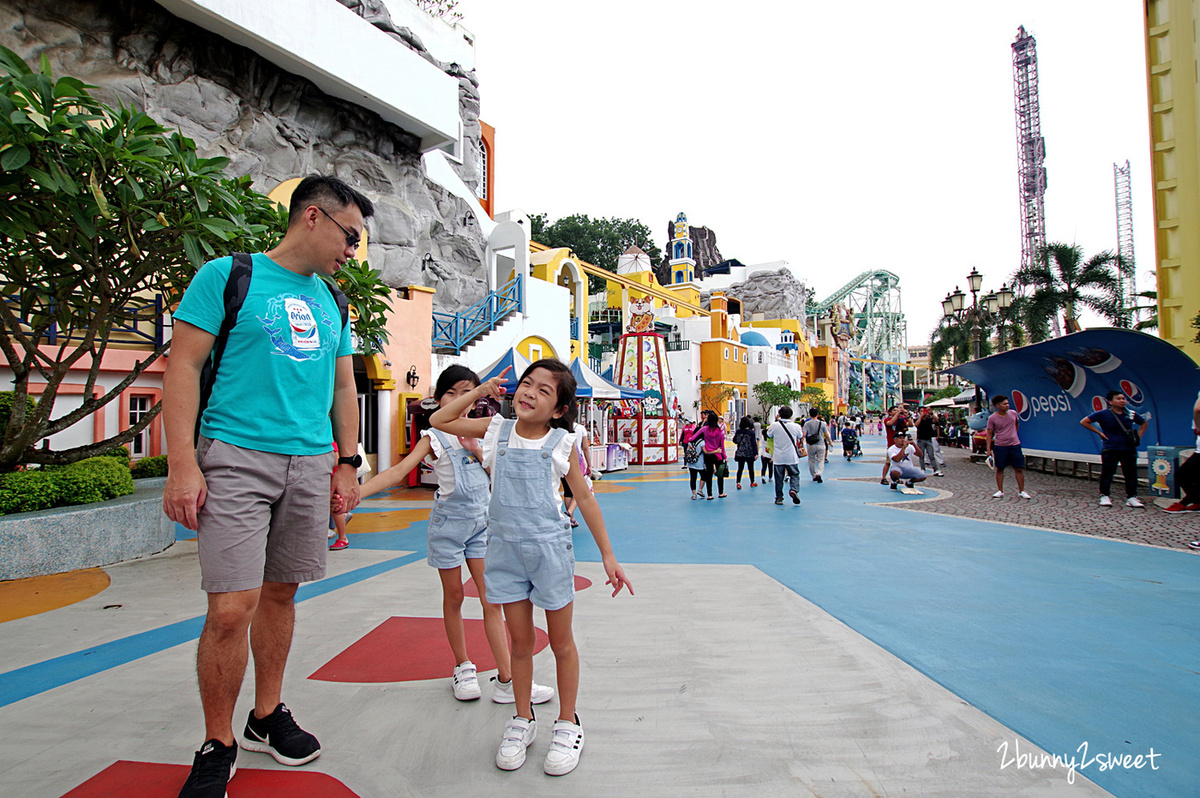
[431,275,522,355]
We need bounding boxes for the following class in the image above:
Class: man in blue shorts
[985,395,1031,500]
[162,175,370,797]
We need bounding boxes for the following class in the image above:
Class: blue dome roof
[739,331,770,347]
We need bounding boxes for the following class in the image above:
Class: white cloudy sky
[454,0,1153,345]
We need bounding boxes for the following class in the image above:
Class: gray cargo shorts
[195,436,336,593]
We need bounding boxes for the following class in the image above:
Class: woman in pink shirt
[688,411,728,499]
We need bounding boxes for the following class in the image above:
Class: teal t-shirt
[174,253,354,455]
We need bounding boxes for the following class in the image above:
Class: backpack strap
[195,253,253,443]
[321,276,350,331]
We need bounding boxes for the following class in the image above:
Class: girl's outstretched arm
[566,459,632,597]
[429,367,510,439]
[357,436,433,499]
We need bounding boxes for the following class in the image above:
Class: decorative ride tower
[1113,160,1136,325]
[1012,26,1047,301]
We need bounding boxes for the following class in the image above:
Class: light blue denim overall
[425,428,490,568]
[483,419,576,610]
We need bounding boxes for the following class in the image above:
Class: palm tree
[1129,289,1157,332]
[1014,243,1128,339]
[929,316,993,371]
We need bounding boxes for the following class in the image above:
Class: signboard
[944,330,1200,460]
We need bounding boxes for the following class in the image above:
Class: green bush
[0,456,134,515]
[100,445,132,466]
[130,455,169,479]
[0,391,37,436]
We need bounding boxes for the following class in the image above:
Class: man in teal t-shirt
[163,175,372,797]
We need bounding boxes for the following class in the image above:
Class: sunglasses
[317,206,361,250]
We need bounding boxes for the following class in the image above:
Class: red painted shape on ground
[308,616,549,682]
[463,573,592,598]
[61,760,359,797]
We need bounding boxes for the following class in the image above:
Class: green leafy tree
[1014,243,1128,339]
[751,380,799,420]
[0,48,389,469]
[799,385,833,419]
[1128,289,1158,332]
[530,213,662,293]
[414,0,462,21]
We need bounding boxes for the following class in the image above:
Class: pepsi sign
[945,330,1199,460]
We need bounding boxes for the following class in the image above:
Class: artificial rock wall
[0,0,489,310]
[702,268,808,322]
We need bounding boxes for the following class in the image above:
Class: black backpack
[194,253,350,442]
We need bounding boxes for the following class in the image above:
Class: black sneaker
[905,479,915,488]
[179,739,237,798]
[789,489,800,505]
[774,498,784,505]
[241,703,321,766]
[890,481,898,490]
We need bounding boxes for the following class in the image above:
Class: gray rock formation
[701,268,808,321]
[656,223,723,285]
[1,0,489,310]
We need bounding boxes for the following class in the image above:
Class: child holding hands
[350,365,553,706]
[430,359,632,776]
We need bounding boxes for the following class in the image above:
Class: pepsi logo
[1119,379,1145,404]
[1092,396,1105,413]
[1011,390,1031,421]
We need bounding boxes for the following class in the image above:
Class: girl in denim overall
[353,366,553,705]
[430,359,633,777]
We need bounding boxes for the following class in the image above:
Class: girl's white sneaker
[544,716,584,776]
[495,715,536,770]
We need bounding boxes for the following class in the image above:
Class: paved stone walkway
[852,445,1198,551]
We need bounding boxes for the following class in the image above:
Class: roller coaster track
[807,269,907,360]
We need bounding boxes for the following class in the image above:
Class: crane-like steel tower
[1012,27,1047,286]
[1113,160,1136,325]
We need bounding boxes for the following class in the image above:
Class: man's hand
[163,461,207,531]
[332,466,361,514]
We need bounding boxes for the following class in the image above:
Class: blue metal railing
[431,274,523,353]
[1,280,165,348]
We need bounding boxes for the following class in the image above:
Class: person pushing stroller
[841,422,861,461]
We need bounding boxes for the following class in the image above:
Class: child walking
[430,359,632,776]
[732,416,758,489]
[353,365,553,706]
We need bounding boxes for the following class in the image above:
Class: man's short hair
[1105,390,1123,402]
[809,407,820,417]
[778,406,793,419]
[992,395,1009,406]
[288,174,375,228]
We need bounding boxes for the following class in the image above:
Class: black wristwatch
[337,454,362,469]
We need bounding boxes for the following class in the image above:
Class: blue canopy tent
[569,358,644,399]
[477,349,531,392]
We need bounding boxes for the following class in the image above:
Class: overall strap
[427,427,453,449]
[497,418,517,451]
[541,427,568,453]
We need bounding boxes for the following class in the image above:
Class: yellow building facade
[1145,0,1200,362]
[698,294,748,417]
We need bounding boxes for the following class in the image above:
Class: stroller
[842,426,862,460]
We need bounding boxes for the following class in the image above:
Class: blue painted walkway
[2,437,1196,796]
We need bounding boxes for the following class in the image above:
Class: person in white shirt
[885,430,927,490]
[765,407,806,505]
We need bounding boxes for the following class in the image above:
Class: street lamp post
[941,268,1014,414]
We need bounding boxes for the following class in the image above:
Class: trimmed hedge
[130,455,168,479]
[0,456,134,515]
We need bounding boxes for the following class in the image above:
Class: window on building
[475,140,487,200]
[724,347,729,359]
[128,395,151,457]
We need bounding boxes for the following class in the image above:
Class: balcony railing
[1,282,166,349]
[570,316,580,340]
[664,339,690,352]
[431,274,522,354]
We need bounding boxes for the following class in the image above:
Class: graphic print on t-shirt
[258,292,338,362]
